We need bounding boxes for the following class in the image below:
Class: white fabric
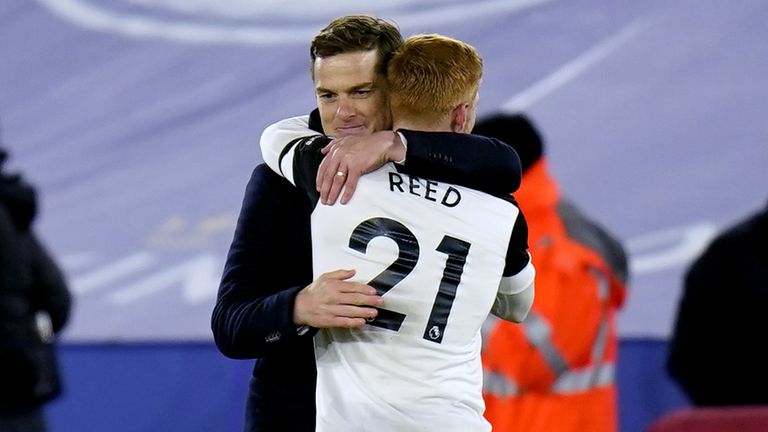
[309,164,523,432]
[492,280,535,323]
[492,258,535,321]
[395,131,408,164]
[259,114,313,179]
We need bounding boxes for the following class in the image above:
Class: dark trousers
[243,375,315,432]
[0,407,46,432]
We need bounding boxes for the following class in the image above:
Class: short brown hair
[310,15,403,77]
[387,34,483,123]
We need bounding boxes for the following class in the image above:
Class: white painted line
[108,254,220,304]
[36,0,552,45]
[500,20,646,111]
[626,222,718,275]
[72,252,155,294]
[392,0,553,28]
[60,252,97,272]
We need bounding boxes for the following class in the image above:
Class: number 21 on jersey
[349,217,471,344]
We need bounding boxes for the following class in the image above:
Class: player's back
[311,163,520,432]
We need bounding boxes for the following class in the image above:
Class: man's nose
[336,96,355,118]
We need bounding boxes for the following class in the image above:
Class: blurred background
[1,0,766,430]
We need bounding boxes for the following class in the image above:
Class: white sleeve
[492,258,535,322]
[259,115,317,178]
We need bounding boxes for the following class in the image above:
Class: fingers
[316,145,335,190]
[328,317,367,328]
[320,139,339,155]
[339,169,361,205]
[335,304,379,320]
[319,269,379,296]
[316,135,390,205]
[316,155,329,191]
[296,270,385,328]
[316,139,343,194]
[322,268,356,281]
[316,156,341,200]
[339,289,383,306]
[324,167,348,205]
[316,152,348,205]
[325,304,379,328]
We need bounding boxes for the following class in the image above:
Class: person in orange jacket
[473,113,629,432]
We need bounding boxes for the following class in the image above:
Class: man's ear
[451,103,469,133]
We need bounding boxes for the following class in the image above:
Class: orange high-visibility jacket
[482,159,628,432]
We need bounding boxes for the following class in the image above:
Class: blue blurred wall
[47,339,690,432]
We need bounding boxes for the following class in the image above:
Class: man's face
[313,49,391,138]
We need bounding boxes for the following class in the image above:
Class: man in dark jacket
[0,147,71,432]
[668,200,768,406]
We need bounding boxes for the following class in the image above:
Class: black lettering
[441,187,461,207]
[409,175,421,197]
[425,180,438,202]
[389,172,404,192]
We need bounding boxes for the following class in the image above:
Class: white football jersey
[278,135,532,432]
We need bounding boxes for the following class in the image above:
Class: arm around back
[399,130,522,196]
[259,112,523,198]
[492,198,535,322]
[260,115,321,176]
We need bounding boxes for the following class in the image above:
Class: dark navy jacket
[211,114,522,432]
[667,201,768,407]
[1,149,71,412]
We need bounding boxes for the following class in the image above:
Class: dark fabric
[667,202,768,406]
[472,113,543,174]
[502,195,531,277]
[0,173,36,233]
[398,129,522,196]
[244,369,316,432]
[212,115,526,431]
[290,135,328,207]
[211,165,317,432]
[212,165,316,359]
[308,108,323,132]
[0,406,46,432]
[0,154,70,421]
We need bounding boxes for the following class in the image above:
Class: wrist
[391,131,407,164]
[292,288,308,327]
